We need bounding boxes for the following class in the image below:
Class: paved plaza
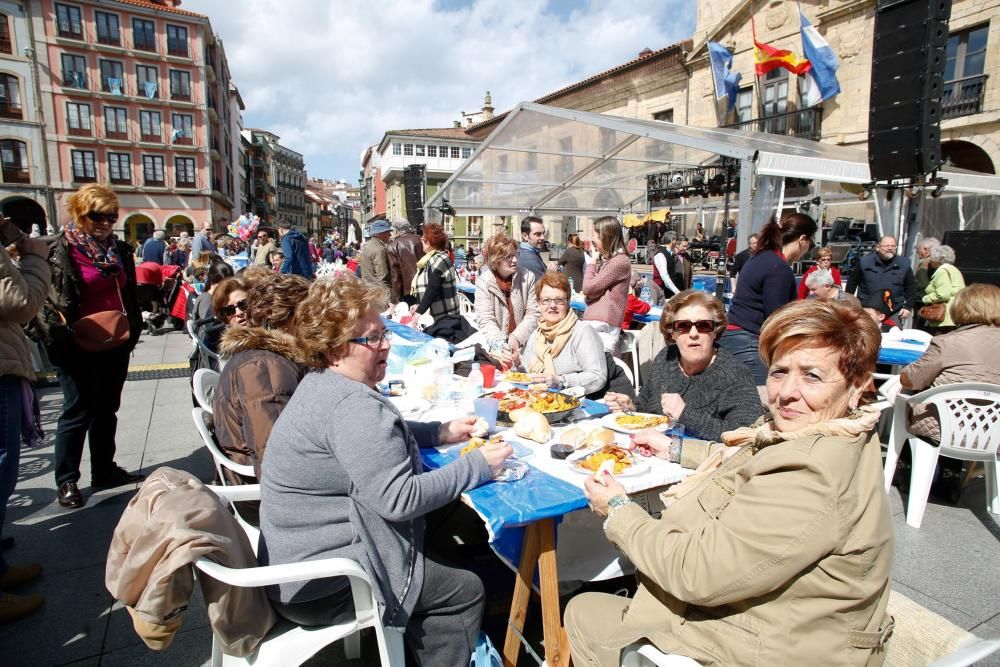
[0,329,997,666]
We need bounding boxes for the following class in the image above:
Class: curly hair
[66,183,119,234]
[484,233,518,273]
[534,270,571,300]
[658,290,727,342]
[759,299,879,388]
[211,277,249,316]
[245,273,310,330]
[422,223,448,251]
[294,276,390,368]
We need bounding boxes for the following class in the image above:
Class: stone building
[246,128,304,228]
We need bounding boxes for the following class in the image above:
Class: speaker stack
[868,0,952,181]
[403,164,426,228]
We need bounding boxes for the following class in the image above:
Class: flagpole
[751,15,763,132]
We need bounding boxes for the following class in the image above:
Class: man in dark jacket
[276,221,314,279]
[846,235,916,320]
[386,219,423,304]
[141,230,167,265]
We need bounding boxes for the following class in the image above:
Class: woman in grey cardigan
[605,290,762,441]
[259,277,511,666]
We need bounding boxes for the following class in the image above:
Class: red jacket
[621,293,651,329]
[797,264,843,300]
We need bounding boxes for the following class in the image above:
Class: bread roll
[559,426,585,446]
[512,408,551,443]
[584,428,616,448]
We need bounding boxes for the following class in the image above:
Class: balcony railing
[144,177,165,187]
[96,31,120,46]
[167,42,188,57]
[110,175,131,185]
[72,172,97,183]
[942,74,988,120]
[106,128,129,140]
[68,125,92,137]
[0,100,22,120]
[2,167,30,184]
[724,106,823,141]
[141,133,162,143]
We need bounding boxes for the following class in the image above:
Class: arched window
[0,14,11,55]
[0,73,22,119]
[0,139,30,183]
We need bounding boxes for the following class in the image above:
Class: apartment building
[246,128,305,229]
[29,0,243,242]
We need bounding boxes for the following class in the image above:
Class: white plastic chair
[194,368,220,414]
[188,318,224,369]
[621,643,699,666]
[882,383,1000,528]
[199,485,406,667]
[619,329,641,391]
[458,292,475,317]
[612,356,635,389]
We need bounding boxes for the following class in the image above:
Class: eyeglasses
[350,330,390,348]
[540,298,568,307]
[817,257,832,262]
[503,254,518,263]
[219,299,248,318]
[670,319,717,334]
[87,211,118,224]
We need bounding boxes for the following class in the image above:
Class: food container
[388,380,405,397]
[495,458,529,482]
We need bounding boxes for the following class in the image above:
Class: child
[621,271,651,330]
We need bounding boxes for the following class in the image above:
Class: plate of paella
[601,412,672,434]
[568,444,648,477]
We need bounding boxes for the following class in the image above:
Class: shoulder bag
[72,278,130,352]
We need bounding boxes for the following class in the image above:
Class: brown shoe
[0,563,40,591]
[57,482,84,509]
[0,592,43,624]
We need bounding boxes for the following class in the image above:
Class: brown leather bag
[72,280,130,352]
[919,303,946,322]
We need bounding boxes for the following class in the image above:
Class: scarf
[411,249,442,294]
[494,272,517,336]
[64,220,120,275]
[661,404,882,507]
[529,309,578,377]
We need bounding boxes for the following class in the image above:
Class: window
[99,59,124,93]
[55,4,82,39]
[71,149,96,182]
[132,18,156,51]
[0,73,22,119]
[166,25,188,57]
[450,146,460,159]
[139,110,161,141]
[169,69,191,100]
[108,152,131,184]
[0,139,29,183]
[61,53,87,89]
[439,145,448,157]
[171,113,193,143]
[66,102,92,135]
[392,143,401,156]
[95,11,120,45]
[0,13,12,54]
[136,65,158,98]
[415,144,425,157]
[403,143,413,156]
[461,147,472,159]
[736,87,753,124]
[943,24,989,119]
[427,145,437,158]
[175,157,196,187]
[142,155,165,185]
[104,106,128,139]
[652,109,674,123]
[761,69,789,134]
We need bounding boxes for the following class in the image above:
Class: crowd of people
[1,182,997,666]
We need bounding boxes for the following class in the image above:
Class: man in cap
[386,219,422,304]
[359,218,392,291]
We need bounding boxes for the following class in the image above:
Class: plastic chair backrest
[458,292,475,316]
[191,407,255,480]
[911,383,1000,456]
[193,368,219,414]
[612,356,635,388]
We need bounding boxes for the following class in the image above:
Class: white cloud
[182,0,696,180]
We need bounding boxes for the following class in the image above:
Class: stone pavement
[0,328,998,666]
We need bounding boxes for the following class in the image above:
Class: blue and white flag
[799,9,840,105]
[107,77,122,95]
[708,41,742,111]
[144,81,157,99]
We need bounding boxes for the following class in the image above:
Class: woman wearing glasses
[259,276,511,665]
[605,290,761,441]
[797,246,842,300]
[474,234,540,367]
[520,272,607,394]
[44,184,144,509]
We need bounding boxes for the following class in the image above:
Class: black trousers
[53,344,131,486]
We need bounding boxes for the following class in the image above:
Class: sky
[182,0,697,183]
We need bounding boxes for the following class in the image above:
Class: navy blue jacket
[846,253,916,311]
[726,250,796,335]
[280,229,314,279]
[518,242,546,278]
[141,237,166,265]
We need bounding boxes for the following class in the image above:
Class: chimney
[482,91,494,120]
[638,47,653,58]
[453,120,461,128]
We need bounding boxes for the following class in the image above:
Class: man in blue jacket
[277,220,314,279]
[141,230,167,265]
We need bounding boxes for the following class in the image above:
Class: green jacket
[922,263,965,328]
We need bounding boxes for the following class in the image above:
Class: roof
[377,127,478,153]
[113,0,206,19]
[465,39,691,136]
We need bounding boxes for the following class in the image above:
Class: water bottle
[639,276,652,303]
[568,276,575,295]
[467,363,484,399]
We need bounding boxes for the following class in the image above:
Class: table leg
[503,524,541,667]
[538,518,571,667]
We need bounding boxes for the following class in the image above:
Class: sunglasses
[219,299,248,318]
[87,211,118,224]
[670,319,717,334]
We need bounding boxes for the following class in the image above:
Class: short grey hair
[153,230,166,240]
[917,237,941,251]
[930,244,956,264]
[804,267,836,289]
[662,231,677,244]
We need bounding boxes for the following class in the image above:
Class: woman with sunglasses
[44,184,144,509]
[605,290,761,441]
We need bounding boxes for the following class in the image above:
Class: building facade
[359,143,385,222]
[245,128,305,229]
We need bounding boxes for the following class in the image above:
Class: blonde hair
[658,290,727,342]
[293,276,389,368]
[245,273,310,330]
[484,233,518,273]
[66,183,119,234]
[815,246,833,260]
[759,300,879,388]
[950,284,1000,327]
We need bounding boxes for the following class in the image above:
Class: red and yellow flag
[752,18,812,76]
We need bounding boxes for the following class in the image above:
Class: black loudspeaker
[868,0,952,181]
[403,165,425,227]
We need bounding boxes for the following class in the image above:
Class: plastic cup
[480,364,497,388]
[473,397,500,434]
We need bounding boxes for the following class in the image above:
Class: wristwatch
[603,494,633,530]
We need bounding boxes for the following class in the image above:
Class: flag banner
[144,81,157,99]
[799,8,841,104]
[107,77,122,95]
[708,41,743,111]
[752,18,812,76]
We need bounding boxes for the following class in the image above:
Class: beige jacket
[474,268,539,351]
[105,467,276,657]
[359,236,391,289]
[0,250,50,380]
[602,431,894,666]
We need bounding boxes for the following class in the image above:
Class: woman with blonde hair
[474,233,540,365]
[44,184,144,509]
[581,216,631,352]
[797,246,842,300]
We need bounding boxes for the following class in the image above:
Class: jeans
[0,375,23,575]
[719,328,767,385]
[53,345,131,486]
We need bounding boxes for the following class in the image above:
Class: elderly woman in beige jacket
[566,300,894,666]
[474,233,539,366]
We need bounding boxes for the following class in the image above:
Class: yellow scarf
[660,405,882,507]
[529,309,578,377]
[411,249,440,294]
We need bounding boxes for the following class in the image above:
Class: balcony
[2,167,30,184]
[177,177,197,189]
[72,172,97,184]
[942,74,988,121]
[0,100,22,120]
[144,177,165,187]
[110,175,131,185]
[106,128,129,141]
[57,21,83,40]
[96,31,120,47]
[132,37,157,53]
[68,126,92,137]
[141,133,162,143]
[167,41,188,58]
[171,90,192,102]
[724,106,823,141]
